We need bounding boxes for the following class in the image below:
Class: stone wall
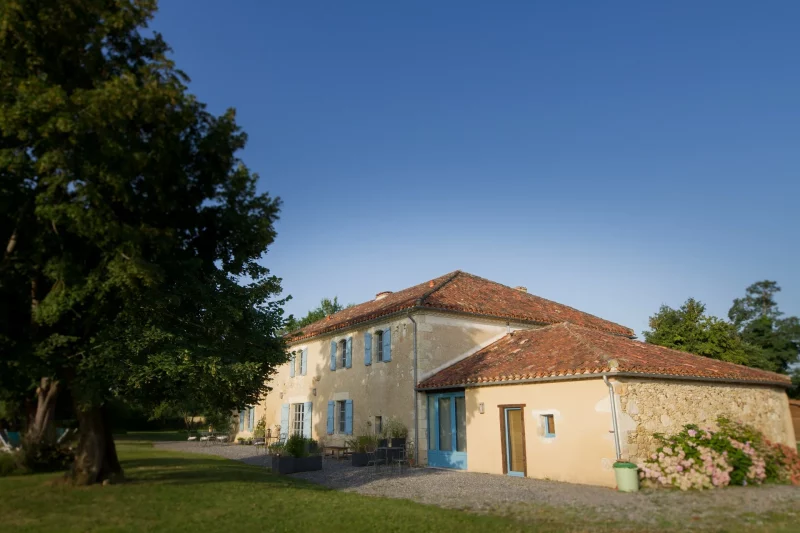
[614,378,794,463]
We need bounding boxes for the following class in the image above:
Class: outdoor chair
[0,430,16,452]
[253,438,266,453]
[365,445,385,474]
[391,448,411,475]
[56,428,77,445]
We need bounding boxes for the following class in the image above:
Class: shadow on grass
[120,455,328,490]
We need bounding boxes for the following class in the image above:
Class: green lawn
[0,438,797,533]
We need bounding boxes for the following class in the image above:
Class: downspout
[407,312,419,465]
[603,374,622,460]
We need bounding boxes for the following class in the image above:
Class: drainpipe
[603,374,622,460]
[407,312,419,464]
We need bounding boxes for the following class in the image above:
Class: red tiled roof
[287,271,633,342]
[418,323,792,389]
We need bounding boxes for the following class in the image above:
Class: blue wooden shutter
[345,337,352,368]
[249,408,255,431]
[364,332,372,365]
[300,348,307,376]
[330,341,337,371]
[345,399,353,435]
[303,401,313,438]
[280,404,290,439]
[327,401,335,435]
[289,354,295,377]
[239,410,245,431]
[383,328,392,362]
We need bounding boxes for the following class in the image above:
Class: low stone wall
[614,379,794,463]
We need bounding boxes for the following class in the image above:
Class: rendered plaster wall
[466,378,618,487]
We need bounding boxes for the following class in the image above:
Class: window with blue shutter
[330,341,337,371]
[327,401,335,435]
[303,402,313,438]
[239,410,245,431]
[280,404,290,440]
[344,399,353,435]
[383,328,392,362]
[289,353,295,377]
[364,332,372,365]
[345,337,352,368]
[249,408,255,431]
[300,348,307,376]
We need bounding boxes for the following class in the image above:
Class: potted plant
[347,434,377,467]
[271,434,323,475]
[385,418,408,449]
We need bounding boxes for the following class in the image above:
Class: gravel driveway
[155,441,800,528]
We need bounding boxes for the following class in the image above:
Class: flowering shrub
[638,417,797,490]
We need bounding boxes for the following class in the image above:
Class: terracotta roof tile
[287,271,633,342]
[418,323,792,389]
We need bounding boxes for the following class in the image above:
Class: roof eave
[417,370,792,391]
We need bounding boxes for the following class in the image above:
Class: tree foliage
[284,296,350,332]
[0,0,287,483]
[644,282,799,390]
[643,298,755,365]
[728,281,800,374]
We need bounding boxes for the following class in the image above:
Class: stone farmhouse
[238,271,795,487]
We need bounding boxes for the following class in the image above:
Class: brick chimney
[375,291,392,301]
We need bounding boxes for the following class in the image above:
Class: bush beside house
[639,417,800,490]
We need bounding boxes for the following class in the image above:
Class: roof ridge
[455,272,634,337]
[417,270,461,306]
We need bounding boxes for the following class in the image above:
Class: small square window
[374,415,383,435]
[542,414,555,438]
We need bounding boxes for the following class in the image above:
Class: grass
[0,436,797,533]
[113,431,188,442]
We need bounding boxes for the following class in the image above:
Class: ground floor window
[374,415,383,435]
[337,400,347,433]
[292,403,305,436]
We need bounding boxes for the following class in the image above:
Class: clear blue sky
[152,1,799,337]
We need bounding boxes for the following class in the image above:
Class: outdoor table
[376,446,403,463]
[323,445,349,460]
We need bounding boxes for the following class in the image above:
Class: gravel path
[155,441,800,528]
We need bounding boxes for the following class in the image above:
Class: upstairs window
[339,339,347,368]
[375,330,384,362]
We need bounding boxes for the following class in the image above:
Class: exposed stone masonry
[615,379,793,463]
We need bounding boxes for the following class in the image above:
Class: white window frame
[375,330,384,362]
[292,403,305,436]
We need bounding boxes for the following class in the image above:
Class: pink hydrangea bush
[638,417,778,490]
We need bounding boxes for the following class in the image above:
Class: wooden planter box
[271,455,323,475]
[351,452,369,467]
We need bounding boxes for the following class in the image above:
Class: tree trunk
[70,403,123,485]
[25,377,59,445]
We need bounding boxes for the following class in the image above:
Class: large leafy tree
[643,298,757,365]
[728,281,800,374]
[1,0,287,484]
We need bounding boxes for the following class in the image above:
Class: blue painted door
[503,407,525,477]
[427,391,467,469]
